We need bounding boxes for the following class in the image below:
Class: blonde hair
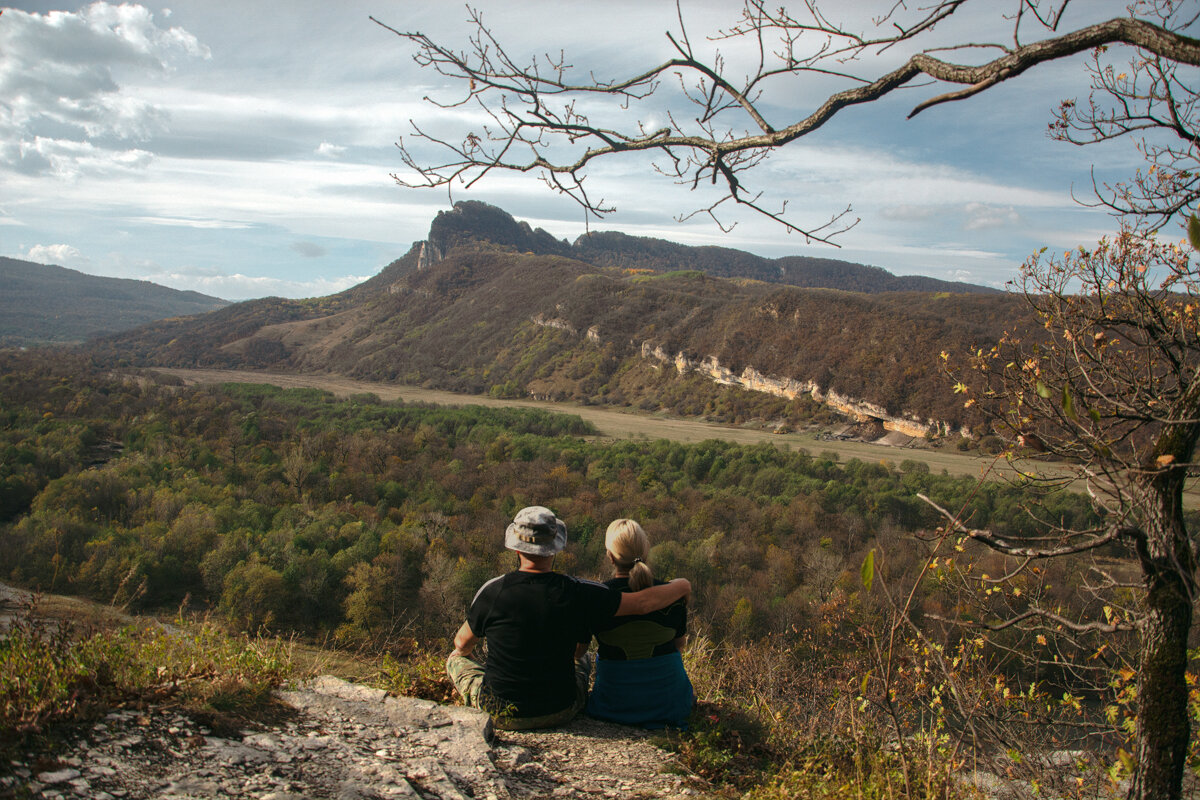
[605,518,654,591]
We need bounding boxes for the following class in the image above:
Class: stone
[35,769,81,784]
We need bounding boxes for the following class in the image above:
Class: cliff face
[519,315,965,438]
[635,341,959,438]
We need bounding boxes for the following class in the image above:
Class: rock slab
[1,676,702,799]
[2,676,501,800]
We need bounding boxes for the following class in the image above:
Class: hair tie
[633,557,644,564]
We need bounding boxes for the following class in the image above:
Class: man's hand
[452,620,478,658]
[615,577,691,616]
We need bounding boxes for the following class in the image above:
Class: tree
[381,2,1200,796]
[942,226,1200,800]
[375,1,1200,243]
[219,559,287,632]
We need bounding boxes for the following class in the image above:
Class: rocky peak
[422,202,572,267]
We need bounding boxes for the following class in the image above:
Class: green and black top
[591,577,687,660]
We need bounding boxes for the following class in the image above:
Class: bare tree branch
[378,3,1200,240]
[917,492,1145,558]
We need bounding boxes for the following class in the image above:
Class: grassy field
[155,368,1021,482]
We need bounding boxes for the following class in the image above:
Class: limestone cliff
[529,310,964,438]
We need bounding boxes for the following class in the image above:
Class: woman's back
[587,577,694,728]
[593,577,686,659]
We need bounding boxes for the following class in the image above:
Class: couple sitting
[446,506,694,730]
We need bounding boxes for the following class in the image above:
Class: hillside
[0,258,229,346]
[89,203,1028,435]
[0,353,1121,800]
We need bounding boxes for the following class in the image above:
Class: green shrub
[0,609,292,739]
[379,646,455,704]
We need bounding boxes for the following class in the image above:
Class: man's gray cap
[504,506,567,557]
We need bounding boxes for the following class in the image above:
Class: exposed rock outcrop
[638,341,958,438]
[530,314,579,336]
[416,240,444,271]
[425,202,572,263]
[3,676,703,800]
[528,307,961,437]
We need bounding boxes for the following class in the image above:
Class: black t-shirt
[467,570,621,717]
[592,577,687,660]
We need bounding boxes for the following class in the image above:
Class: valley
[159,367,1200,510]
[157,367,1040,484]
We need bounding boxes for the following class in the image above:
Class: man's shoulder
[472,571,617,601]
[470,573,509,605]
[570,574,610,590]
[516,571,610,590]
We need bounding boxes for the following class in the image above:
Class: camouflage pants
[445,652,591,731]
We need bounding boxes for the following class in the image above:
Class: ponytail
[605,518,654,591]
[627,558,654,593]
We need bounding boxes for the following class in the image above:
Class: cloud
[161,269,372,301]
[2,137,154,178]
[0,3,208,175]
[963,202,1020,231]
[291,241,327,258]
[26,243,88,266]
[316,141,346,158]
[128,215,253,229]
[79,250,371,300]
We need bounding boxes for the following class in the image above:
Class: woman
[585,518,694,728]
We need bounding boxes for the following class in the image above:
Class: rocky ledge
[2,676,705,800]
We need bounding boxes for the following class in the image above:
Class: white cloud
[947,269,983,284]
[963,202,1020,231]
[78,250,372,300]
[128,215,253,229]
[6,155,430,244]
[0,3,208,175]
[26,243,88,266]
[2,137,155,178]
[163,269,372,301]
[316,141,346,157]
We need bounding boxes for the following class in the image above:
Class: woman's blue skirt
[586,650,694,729]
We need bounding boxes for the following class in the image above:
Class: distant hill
[0,258,229,346]
[419,201,1000,295]
[90,203,1028,436]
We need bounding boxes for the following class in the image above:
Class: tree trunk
[1130,571,1192,799]
[1129,477,1196,800]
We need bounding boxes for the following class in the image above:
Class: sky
[0,0,1179,300]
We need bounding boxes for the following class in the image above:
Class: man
[446,506,691,730]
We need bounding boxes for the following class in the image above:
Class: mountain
[0,258,229,346]
[416,201,1000,295]
[89,203,1027,436]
